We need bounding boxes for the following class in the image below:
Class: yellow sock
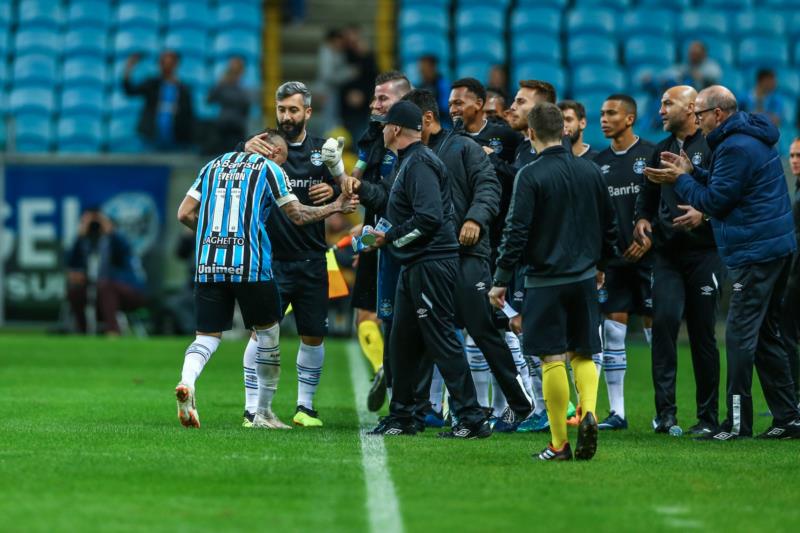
[542,360,569,449]
[571,355,599,420]
[358,320,384,373]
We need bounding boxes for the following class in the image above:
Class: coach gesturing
[645,85,800,440]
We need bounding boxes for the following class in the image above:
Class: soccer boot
[438,418,492,439]
[493,407,526,433]
[367,416,417,436]
[535,442,573,461]
[756,418,800,440]
[574,412,599,461]
[175,383,200,428]
[654,413,678,434]
[367,367,386,412]
[242,410,255,428]
[567,405,583,427]
[423,408,445,428]
[293,405,323,427]
[687,421,715,436]
[598,410,628,430]
[252,408,292,429]
[566,401,577,419]
[516,411,550,433]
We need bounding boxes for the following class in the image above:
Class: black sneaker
[367,367,386,412]
[575,412,599,460]
[654,413,678,434]
[535,442,573,461]
[687,421,715,436]
[366,416,416,436]
[438,419,492,439]
[493,407,527,433]
[695,429,740,441]
[756,419,800,440]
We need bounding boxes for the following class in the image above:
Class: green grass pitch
[1,333,798,532]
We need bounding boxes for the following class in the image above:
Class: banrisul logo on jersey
[310,150,323,167]
[633,158,647,174]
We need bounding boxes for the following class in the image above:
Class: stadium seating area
[0,0,262,153]
[399,0,800,151]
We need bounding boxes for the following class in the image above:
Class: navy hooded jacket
[674,112,796,268]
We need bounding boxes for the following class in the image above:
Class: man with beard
[239,81,340,428]
[635,85,723,436]
[558,100,599,160]
[322,71,412,410]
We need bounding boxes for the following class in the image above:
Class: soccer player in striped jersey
[174,149,357,429]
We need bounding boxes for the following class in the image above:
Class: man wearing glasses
[645,85,800,441]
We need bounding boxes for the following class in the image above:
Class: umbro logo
[733,283,744,292]
[385,428,403,435]
[454,429,470,437]
[767,428,785,436]
[514,291,523,299]
[600,164,610,174]
[713,432,735,440]
[475,281,486,291]
[700,285,714,295]
[417,308,429,318]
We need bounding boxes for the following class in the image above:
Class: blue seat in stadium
[167,1,211,31]
[510,8,561,37]
[193,90,220,120]
[67,1,112,28]
[739,37,788,69]
[213,31,259,61]
[622,9,675,37]
[60,87,106,117]
[112,56,158,86]
[114,29,160,57]
[566,9,616,36]
[455,6,505,34]
[0,27,8,59]
[765,0,800,6]
[212,59,260,88]
[574,0,631,11]
[573,65,625,94]
[721,70,745,98]
[0,2,9,25]
[9,87,56,116]
[62,57,108,88]
[11,112,54,152]
[517,0,567,7]
[625,36,676,67]
[455,61,493,82]
[567,36,618,65]
[13,54,58,88]
[178,57,208,88]
[777,68,800,99]
[64,29,109,58]
[701,0,753,11]
[110,90,143,117]
[455,35,504,65]
[165,29,208,60]
[733,11,785,38]
[786,12,800,42]
[18,0,64,27]
[57,115,104,153]
[677,11,728,42]
[14,29,62,56]
[399,6,448,34]
[780,98,797,127]
[458,0,511,6]
[216,3,261,32]
[511,34,561,64]
[638,0,691,7]
[115,1,161,30]
[512,61,566,97]
[399,32,450,65]
[0,61,7,89]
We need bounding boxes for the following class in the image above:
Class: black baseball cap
[381,100,423,131]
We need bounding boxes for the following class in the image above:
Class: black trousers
[651,248,724,426]
[724,255,800,436]
[389,258,484,425]
[780,256,800,399]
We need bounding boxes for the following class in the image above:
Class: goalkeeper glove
[321,137,345,177]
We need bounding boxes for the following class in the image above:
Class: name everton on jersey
[189,152,296,284]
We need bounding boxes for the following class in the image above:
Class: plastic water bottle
[668,425,683,437]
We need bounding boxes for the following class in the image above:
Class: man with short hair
[365,101,491,439]
[646,85,800,440]
[174,150,357,430]
[784,138,800,405]
[635,85,723,435]
[592,94,656,431]
[558,100,599,160]
[484,87,508,124]
[489,102,619,460]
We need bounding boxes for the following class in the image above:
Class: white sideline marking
[346,342,404,533]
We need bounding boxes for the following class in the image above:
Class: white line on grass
[346,342,404,533]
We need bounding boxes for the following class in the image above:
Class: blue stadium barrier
[115,1,162,30]
[60,87,106,117]
[624,36,676,67]
[67,1,113,29]
[64,29,109,59]
[567,35,618,65]
[12,112,54,152]
[455,6,505,34]
[167,2,211,31]
[12,54,59,88]
[573,65,625,94]
[18,0,65,27]
[510,8,561,37]
[733,11,785,38]
[399,6,449,34]
[566,9,616,36]
[114,29,160,57]
[511,34,561,64]
[164,29,209,60]
[62,57,108,88]
[739,37,788,69]
[14,29,62,56]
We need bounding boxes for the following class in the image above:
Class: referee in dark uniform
[402,89,533,429]
[238,81,340,427]
[490,102,619,460]
[366,101,490,439]
[635,85,723,436]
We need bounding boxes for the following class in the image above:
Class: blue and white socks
[602,320,627,419]
[466,334,491,408]
[181,335,221,389]
[296,342,324,410]
[243,337,259,414]
[255,324,281,413]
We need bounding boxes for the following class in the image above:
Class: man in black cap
[365,100,490,439]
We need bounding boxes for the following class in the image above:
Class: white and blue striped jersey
[187,152,297,283]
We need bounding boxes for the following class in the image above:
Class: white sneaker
[175,382,200,428]
[252,409,292,429]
